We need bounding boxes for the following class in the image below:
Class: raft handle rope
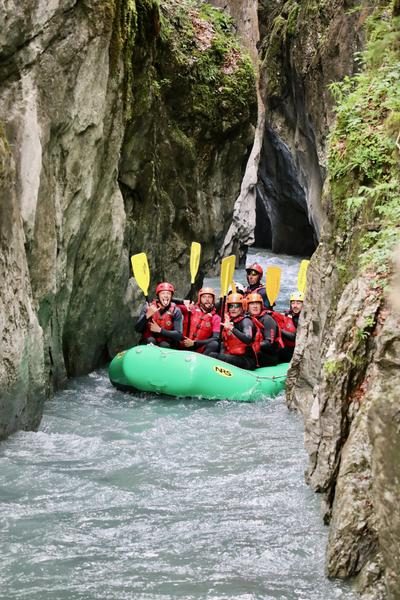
[256,374,287,381]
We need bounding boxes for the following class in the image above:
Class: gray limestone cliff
[1,2,399,599]
[0,0,257,438]
[214,0,373,259]
[215,1,400,597]
[256,0,375,254]
[285,3,400,597]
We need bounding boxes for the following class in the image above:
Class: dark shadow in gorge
[255,125,317,256]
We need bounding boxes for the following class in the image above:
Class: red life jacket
[187,307,214,340]
[270,311,296,348]
[244,284,265,296]
[142,301,177,344]
[181,306,215,352]
[250,316,264,353]
[251,309,285,352]
[222,315,250,355]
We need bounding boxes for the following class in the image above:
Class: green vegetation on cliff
[157,0,256,136]
[327,5,400,286]
[109,0,139,99]
[124,0,257,138]
[119,0,257,285]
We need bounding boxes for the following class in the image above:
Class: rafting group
[131,246,308,372]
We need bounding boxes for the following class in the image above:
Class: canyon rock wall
[0,0,257,438]
[286,3,400,596]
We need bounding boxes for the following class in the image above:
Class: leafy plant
[326,7,400,280]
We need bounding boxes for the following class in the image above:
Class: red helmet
[226,293,244,306]
[246,263,263,277]
[198,287,216,304]
[155,282,175,295]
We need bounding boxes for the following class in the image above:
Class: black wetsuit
[210,316,256,370]
[135,302,183,348]
[255,312,281,367]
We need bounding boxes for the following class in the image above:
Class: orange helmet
[246,293,263,304]
[156,282,175,295]
[245,292,263,312]
[198,287,216,304]
[246,263,263,277]
[226,293,244,306]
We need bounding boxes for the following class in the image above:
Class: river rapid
[0,250,355,600]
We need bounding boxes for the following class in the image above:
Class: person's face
[228,302,242,317]
[158,291,172,306]
[200,293,214,310]
[290,300,303,314]
[246,270,260,285]
[248,301,262,316]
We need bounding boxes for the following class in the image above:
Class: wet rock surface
[0,0,257,437]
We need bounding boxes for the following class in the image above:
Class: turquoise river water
[0,250,355,599]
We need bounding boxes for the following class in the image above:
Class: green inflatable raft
[109,344,289,402]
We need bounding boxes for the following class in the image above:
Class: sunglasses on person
[247,270,259,276]
[228,303,242,309]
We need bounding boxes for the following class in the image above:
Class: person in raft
[243,262,272,309]
[215,281,245,314]
[180,287,221,355]
[209,293,257,370]
[278,290,304,362]
[135,282,183,348]
[246,292,284,366]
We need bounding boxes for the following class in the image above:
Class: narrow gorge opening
[254,126,317,256]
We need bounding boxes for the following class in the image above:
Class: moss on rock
[326,7,400,290]
[118,0,257,286]
[156,0,257,138]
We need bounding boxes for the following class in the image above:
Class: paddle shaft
[186,242,201,301]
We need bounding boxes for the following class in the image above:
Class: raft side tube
[109,345,289,402]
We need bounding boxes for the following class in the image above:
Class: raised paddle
[220,255,236,303]
[188,242,201,300]
[265,266,281,307]
[218,254,236,351]
[184,242,202,335]
[297,259,309,293]
[131,252,150,302]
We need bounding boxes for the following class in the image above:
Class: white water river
[0,250,355,599]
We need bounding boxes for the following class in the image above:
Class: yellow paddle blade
[190,242,201,284]
[230,281,237,293]
[297,259,310,293]
[266,266,281,306]
[220,255,236,297]
[131,253,150,297]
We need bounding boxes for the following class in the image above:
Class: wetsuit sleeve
[193,317,221,348]
[260,287,273,310]
[231,317,253,345]
[193,331,220,348]
[134,304,148,333]
[160,306,183,342]
[281,329,296,342]
[260,314,278,350]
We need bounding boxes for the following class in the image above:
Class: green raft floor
[109,344,289,402]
